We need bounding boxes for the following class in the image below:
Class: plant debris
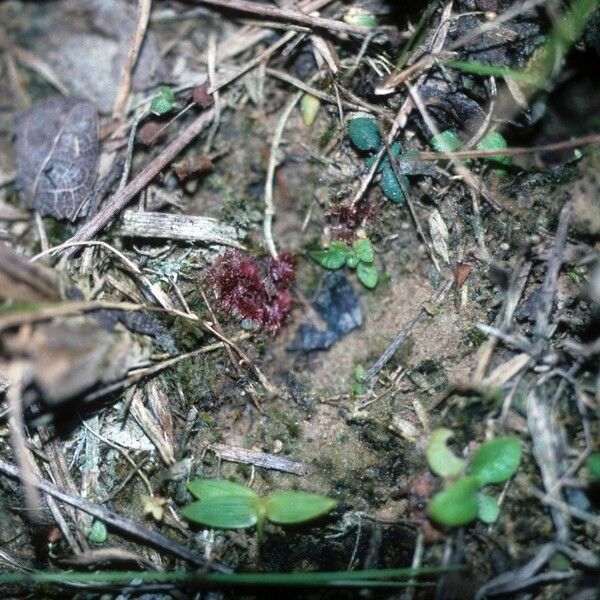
[1,0,600,597]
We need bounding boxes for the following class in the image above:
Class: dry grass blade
[113,0,152,119]
[194,0,373,36]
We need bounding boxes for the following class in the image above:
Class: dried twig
[210,443,308,476]
[119,211,243,247]
[534,203,572,345]
[210,31,297,94]
[417,134,600,160]
[113,0,152,119]
[5,362,43,520]
[266,68,392,120]
[527,388,570,542]
[194,0,372,36]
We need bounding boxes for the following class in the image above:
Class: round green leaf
[585,452,600,480]
[356,262,378,289]
[426,428,467,479]
[476,131,511,165]
[309,242,348,269]
[150,86,176,116]
[348,117,381,152]
[469,437,522,486]
[380,165,406,204]
[181,496,259,529]
[426,476,480,527]
[187,479,259,500]
[265,491,337,524]
[88,519,107,543]
[477,492,500,523]
[430,130,461,154]
[353,239,374,263]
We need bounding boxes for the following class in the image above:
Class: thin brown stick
[113,0,152,119]
[64,108,215,254]
[534,202,572,345]
[264,91,303,258]
[365,279,452,382]
[266,68,392,120]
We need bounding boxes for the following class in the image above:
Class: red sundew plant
[329,201,375,242]
[205,250,295,331]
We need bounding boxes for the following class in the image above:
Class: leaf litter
[0,0,600,597]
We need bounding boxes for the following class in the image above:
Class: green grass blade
[0,566,460,588]
[444,60,540,84]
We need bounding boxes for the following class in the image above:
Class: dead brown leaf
[0,244,60,303]
[2,318,144,404]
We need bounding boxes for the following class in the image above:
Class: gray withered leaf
[3,318,145,404]
[15,97,99,221]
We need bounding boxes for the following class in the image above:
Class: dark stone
[289,271,363,351]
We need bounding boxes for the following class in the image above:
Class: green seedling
[425,429,522,527]
[348,117,409,204]
[351,364,367,395]
[310,238,379,289]
[426,428,466,479]
[181,479,337,542]
[150,86,176,116]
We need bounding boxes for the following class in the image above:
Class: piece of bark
[210,443,308,476]
[119,210,243,247]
